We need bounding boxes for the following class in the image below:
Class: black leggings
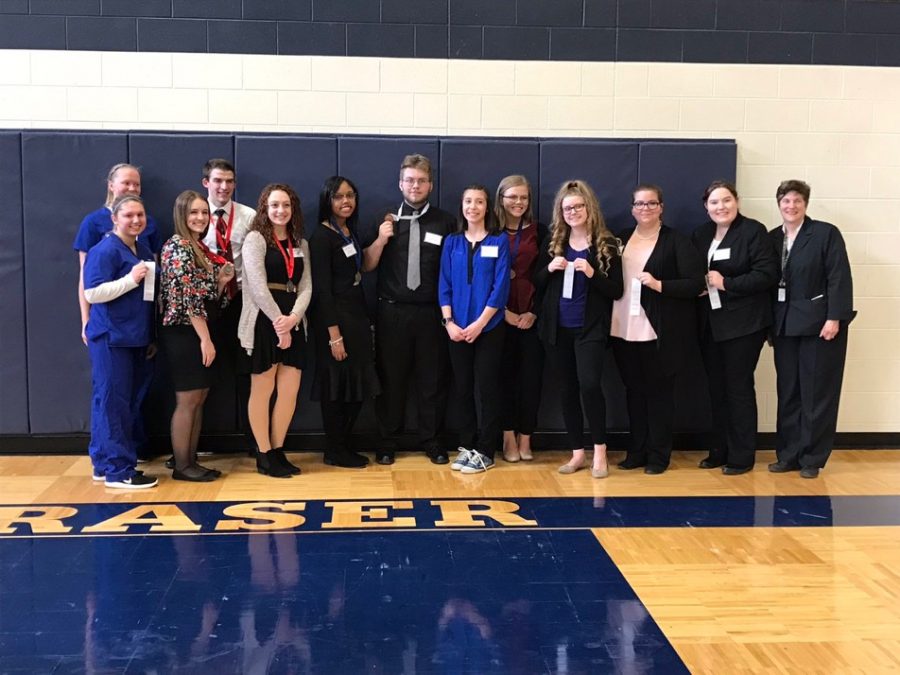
[500,324,544,435]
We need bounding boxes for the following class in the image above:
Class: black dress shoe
[768,460,799,473]
[644,465,666,475]
[426,445,449,465]
[618,458,647,470]
[375,450,395,465]
[325,450,370,468]
[172,466,219,482]
[165,455,175,470]
[722,466,752,476]
[699,457,726,469]
[800,467,820,479]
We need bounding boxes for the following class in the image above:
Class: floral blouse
[160,235,227,326]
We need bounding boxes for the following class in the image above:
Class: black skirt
[245,289,308,374]
[160,324,215,391]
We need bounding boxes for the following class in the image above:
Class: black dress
[247,238,307,374]
[309,223,380,402]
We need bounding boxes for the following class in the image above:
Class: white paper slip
[424,232,442,245]
[481,245,498,258]
[292,247,303,258]
[142,261,156,302]
[777,288,786,302]
[629,277,642,316]
[708,284,721,310]
[712,248,731,261]
[562,264,575,299]
[342,243,357,258]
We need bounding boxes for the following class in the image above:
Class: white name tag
[342,243,357,258]
[142,261,156,302]
[562,264,575,299]
[778,288,786,302]
[712,248,731,261]
[292,247,303,258]
[424,232,442,246]
[481,245,498,258]
[708,284,721,310]
[629,277,642,316]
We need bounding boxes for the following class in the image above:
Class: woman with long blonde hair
[534,180,623,478]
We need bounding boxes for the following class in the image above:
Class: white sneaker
[460,450,495,474]
[450,448,473,471]
[105,474,158,489]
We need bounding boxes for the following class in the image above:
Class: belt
[267,282,296,293]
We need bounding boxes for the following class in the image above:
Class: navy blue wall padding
[438,139,541,218]
[22,132,127,433]
[638,141,739,236]
[4,130,735,443]
[0,133,28,434]
[539,141,640,234]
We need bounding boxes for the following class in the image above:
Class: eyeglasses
[562,203,586,214]
[401,178,430,186]
[502,194,529,203]
[332,191,356,201]
[632,201,661,210]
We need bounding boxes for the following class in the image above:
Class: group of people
[77,154,854,489]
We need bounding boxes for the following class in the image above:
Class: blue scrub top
[438,232,510,332]
[84,234,156,347]
[74,206,161,255]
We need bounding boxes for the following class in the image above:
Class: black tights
[171,388,209,476]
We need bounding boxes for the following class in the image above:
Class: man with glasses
[363,154,456,464]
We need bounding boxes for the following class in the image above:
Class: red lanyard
[274,234,295,280]
[198,240,227,266]
[214,206,235,252]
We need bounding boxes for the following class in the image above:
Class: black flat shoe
[722,466,752,476]
[172,466,219,482]
[376,450,395,465]
[256,450,293,478]
[699,458,726,469]
[324,450,369,468]
[800,467,820,479]
[271,448,301,475]
[644,466,667,475]
[426,446,449,465]
[768,460,799,473]
[618,458,647,470]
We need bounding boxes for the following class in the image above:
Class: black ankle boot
[271,448,301,475]
[323,448,369,468]
[256,450,292,478]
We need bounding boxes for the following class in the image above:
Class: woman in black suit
[691,181,778,475]
[768,180,855,479]
[610,184,705,474]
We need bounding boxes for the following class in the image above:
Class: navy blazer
[534,238,624,346]
[768,217,855,337]
[692,214,778,342]
[619,225,705,374]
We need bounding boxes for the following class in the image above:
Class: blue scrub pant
[88,337,152,481]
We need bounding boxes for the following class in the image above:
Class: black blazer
[620,225,705,374]
[534,237,624,345]
[691,214,778,342]
[768,217,855,337]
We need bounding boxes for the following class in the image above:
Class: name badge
[342,243,357,258]
[481,245,498,258]
[777,288,786,302]
[424,232,442,246]
[712,248,731,262]
[292,247,303,258]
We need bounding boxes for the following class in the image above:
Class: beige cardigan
[238,231,312,354]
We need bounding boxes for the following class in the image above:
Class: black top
[768,217,855,337]
[619,225,706,374]
[309,223,365,329]
[265,238,305,285]
[691,214,778,342]
[369,202,456,304]
[533,238,624,345]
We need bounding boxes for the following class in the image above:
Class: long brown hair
[548,180,619,277]
[172,190,211,272]
[251,183,304,246]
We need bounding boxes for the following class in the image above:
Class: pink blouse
[610,235,658,341]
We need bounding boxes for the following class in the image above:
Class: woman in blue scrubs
[439,185,510,474]
[83,195,158,489]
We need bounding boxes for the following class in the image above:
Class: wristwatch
[441,316,453,326]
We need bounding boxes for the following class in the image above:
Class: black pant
[375,301,449,446]
[700,328,766,469]
[209,293,252,446]
[320,376,363,455]
[500,324,544,435]
[544,328,608,449]
[612,338,675,470]
[447,324,505,459]
[773,329,849,469]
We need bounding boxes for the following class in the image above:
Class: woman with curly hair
[159,190,234,481]
[610,184,705,475]
[534,180,623,478]
[239,184,312,478]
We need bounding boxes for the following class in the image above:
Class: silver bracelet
[328,337,344,347]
